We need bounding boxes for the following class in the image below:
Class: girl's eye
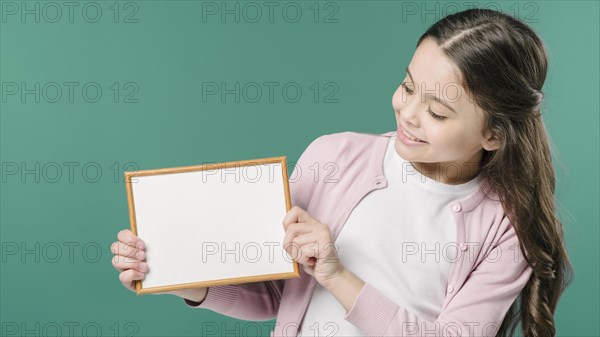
[427,108,447,121]
[401,82,414,94]
[401,82,447,121]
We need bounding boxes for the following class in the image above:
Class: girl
[111,8,573,337]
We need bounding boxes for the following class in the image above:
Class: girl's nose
[400,106,421,128]
[398,93,422,126]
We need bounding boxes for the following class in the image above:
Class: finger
[117,229,145,250]
[283,223,314,251]
[290,231,324,248]
[283,239,301,262]
[119,269,145,290]
[112,253,143,268]
[282,206,317,231]
[282,207,301,231]
[284,239,318,266]
[293,240,322,266]
[111,242,145,260]
[296,243,319,266]
[112,255,148,273]
[296,238,338,265]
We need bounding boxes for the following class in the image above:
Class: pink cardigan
[184,130,534,337]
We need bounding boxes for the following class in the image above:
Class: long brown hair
[416,8,574,337]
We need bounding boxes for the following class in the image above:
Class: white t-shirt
[298,134,483,337]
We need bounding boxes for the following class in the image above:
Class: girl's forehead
[411,40,462,85]
[408,41,483,116]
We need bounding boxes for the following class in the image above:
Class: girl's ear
[482,130,500,152]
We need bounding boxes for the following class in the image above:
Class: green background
[1,1,598,336]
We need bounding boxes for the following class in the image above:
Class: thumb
[282,206,317,230]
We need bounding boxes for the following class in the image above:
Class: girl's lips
[398,125,428,144]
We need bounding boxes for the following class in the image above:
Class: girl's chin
[395,141,417,159]
[395,140,437,161]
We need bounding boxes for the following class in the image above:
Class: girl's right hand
[110,229,208,303]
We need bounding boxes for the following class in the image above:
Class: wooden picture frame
[123,156,301,295]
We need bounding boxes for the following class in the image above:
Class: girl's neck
[410,150,484,185]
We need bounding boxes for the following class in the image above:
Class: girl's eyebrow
[406,66,458,114]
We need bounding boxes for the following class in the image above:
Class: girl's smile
[397,123,429,145]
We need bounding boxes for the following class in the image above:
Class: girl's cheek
[429,132,459,156]
[424,127,442,145]
[392,89,407,110]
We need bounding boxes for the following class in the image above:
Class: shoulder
[466,184,529,259]
[302,130,394,160]
[314,130,393,144]
[477,185,511,231]
[467,184,509,229]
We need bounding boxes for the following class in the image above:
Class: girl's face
[392,38,499,181]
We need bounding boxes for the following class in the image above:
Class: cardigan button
[452,203,462,212]
[460,243,468,251]
[447,285,454,293]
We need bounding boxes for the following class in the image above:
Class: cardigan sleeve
[182,136,324,321]
[343,216,534,337]
[182,279,284,321]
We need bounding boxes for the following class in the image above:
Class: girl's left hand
[282,206,343,287]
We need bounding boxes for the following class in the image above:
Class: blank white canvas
[130,162,295,289]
